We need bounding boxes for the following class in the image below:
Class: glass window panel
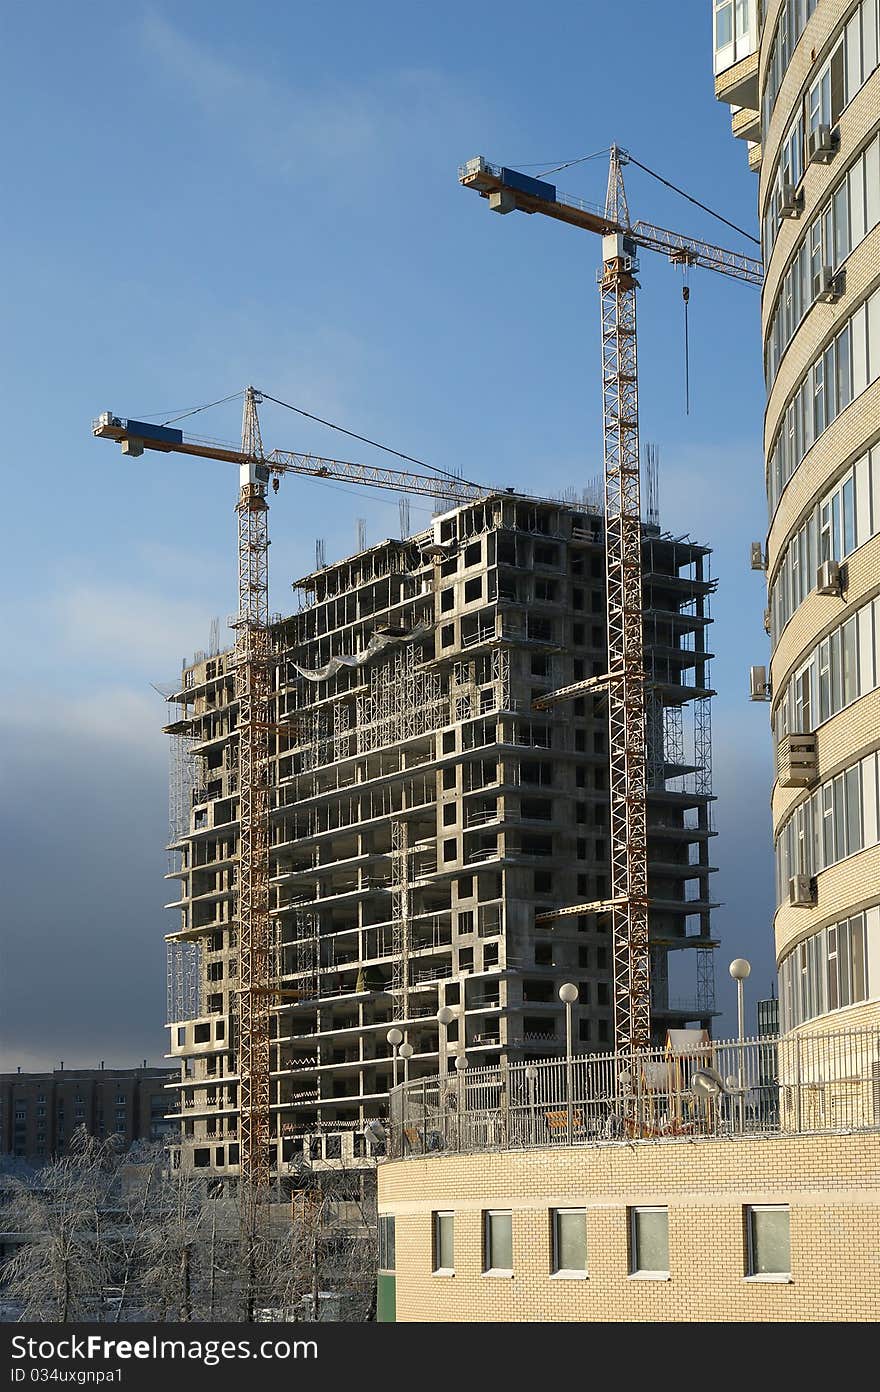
[749,1207,791,1275]
[866,138,880,231]
[833,773,846,860]
[834,182,850,264]
[840,918,852,1003]
[845,764,862,853]
[864,0,878,77]
[838,325,852,412]
[716,1,733,48]
[485,1211,513,1271]
[850,916,867,1001]
[842,476,856,555]
[827,924,840,1010]
[849,159,866,246]
[434,1211,454,1270]
[553,1209,587,1273]
[631,1207,668,1273]
[843,615,858,701]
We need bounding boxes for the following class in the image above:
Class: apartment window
[629,1207,669,1277]
[464,577,482,603]
[443,803,457,827]
[433,1211,454,1273]
[443,839,457,863]
[746,1205,791,1279]
[441,623,454,648]
[483,1210,513,1275]
[378,1215,396,1271]
[551,1209,588,1277]
[442,767,456,791]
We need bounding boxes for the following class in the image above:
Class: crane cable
[257,390,482,489]
[682,266,691,417]
[623,153,760,247]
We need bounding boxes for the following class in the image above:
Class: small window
[483,1210,513,1274]
[440,588,454,612]
[378,1214,396,1271]
[630,1207,669,1276]
[552,1209,587,1276]
[443,803,457,827]
[442,730,456,754]
[746,1205,791,1278]
[464,577,483,603]
[441,623,454,648]
[433,1211,455,1273]
[443,839,457,862]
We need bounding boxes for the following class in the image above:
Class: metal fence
[387,1026,880,1158]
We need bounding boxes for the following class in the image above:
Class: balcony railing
[386,1025,880,1158]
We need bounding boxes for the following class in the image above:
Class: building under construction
[164,489,717,1175]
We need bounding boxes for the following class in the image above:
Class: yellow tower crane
[460,146,763,1053]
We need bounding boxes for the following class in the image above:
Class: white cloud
[55,582,226,674]
[140,9,380,176]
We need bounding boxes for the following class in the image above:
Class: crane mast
[600,149,651,1053]
[460,145,762,1052]
[235,387,272,1208]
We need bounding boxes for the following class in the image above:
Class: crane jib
[499,168,557,203]
[122,419,184,446]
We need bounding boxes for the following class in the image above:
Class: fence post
[500,1058,509,1149]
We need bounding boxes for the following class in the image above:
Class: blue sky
[0,1,774,1069]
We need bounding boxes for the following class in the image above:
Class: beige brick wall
[775,840,880,957]
[378,1132,880,1322]
[770,536,880,715]
[761,2,859,244]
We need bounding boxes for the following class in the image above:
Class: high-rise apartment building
[714,0,880,1034]
[165,493,716,1174]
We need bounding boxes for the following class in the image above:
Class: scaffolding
[356,643,445,752]
[166,940,200,1024]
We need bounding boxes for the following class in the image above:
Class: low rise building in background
[0,1067,176,1160]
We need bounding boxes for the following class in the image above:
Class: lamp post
[525,1064,538,1147]
[436,1006,455,1084]
[454,1054,467,1148]
[729,958,751,1133]
[386,1027,403,1091]
[558,983,579,1145]
[398,1041,413,1084]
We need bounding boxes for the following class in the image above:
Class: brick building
[0,1067,177,1160]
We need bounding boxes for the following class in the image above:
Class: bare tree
[1,1138,378,1324]
[0,1130,119,1322]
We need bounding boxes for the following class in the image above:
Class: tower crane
[460,146,763,1053]
[93,395,502,1217]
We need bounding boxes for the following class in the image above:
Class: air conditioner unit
[816,558,841,595]
[807,123,837,164]
[778,732,818,788]
[789,874,816,907]
[780,183,803,218]
[749,664,771,701]
[750,541,766,571]
[814,266,841,303]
